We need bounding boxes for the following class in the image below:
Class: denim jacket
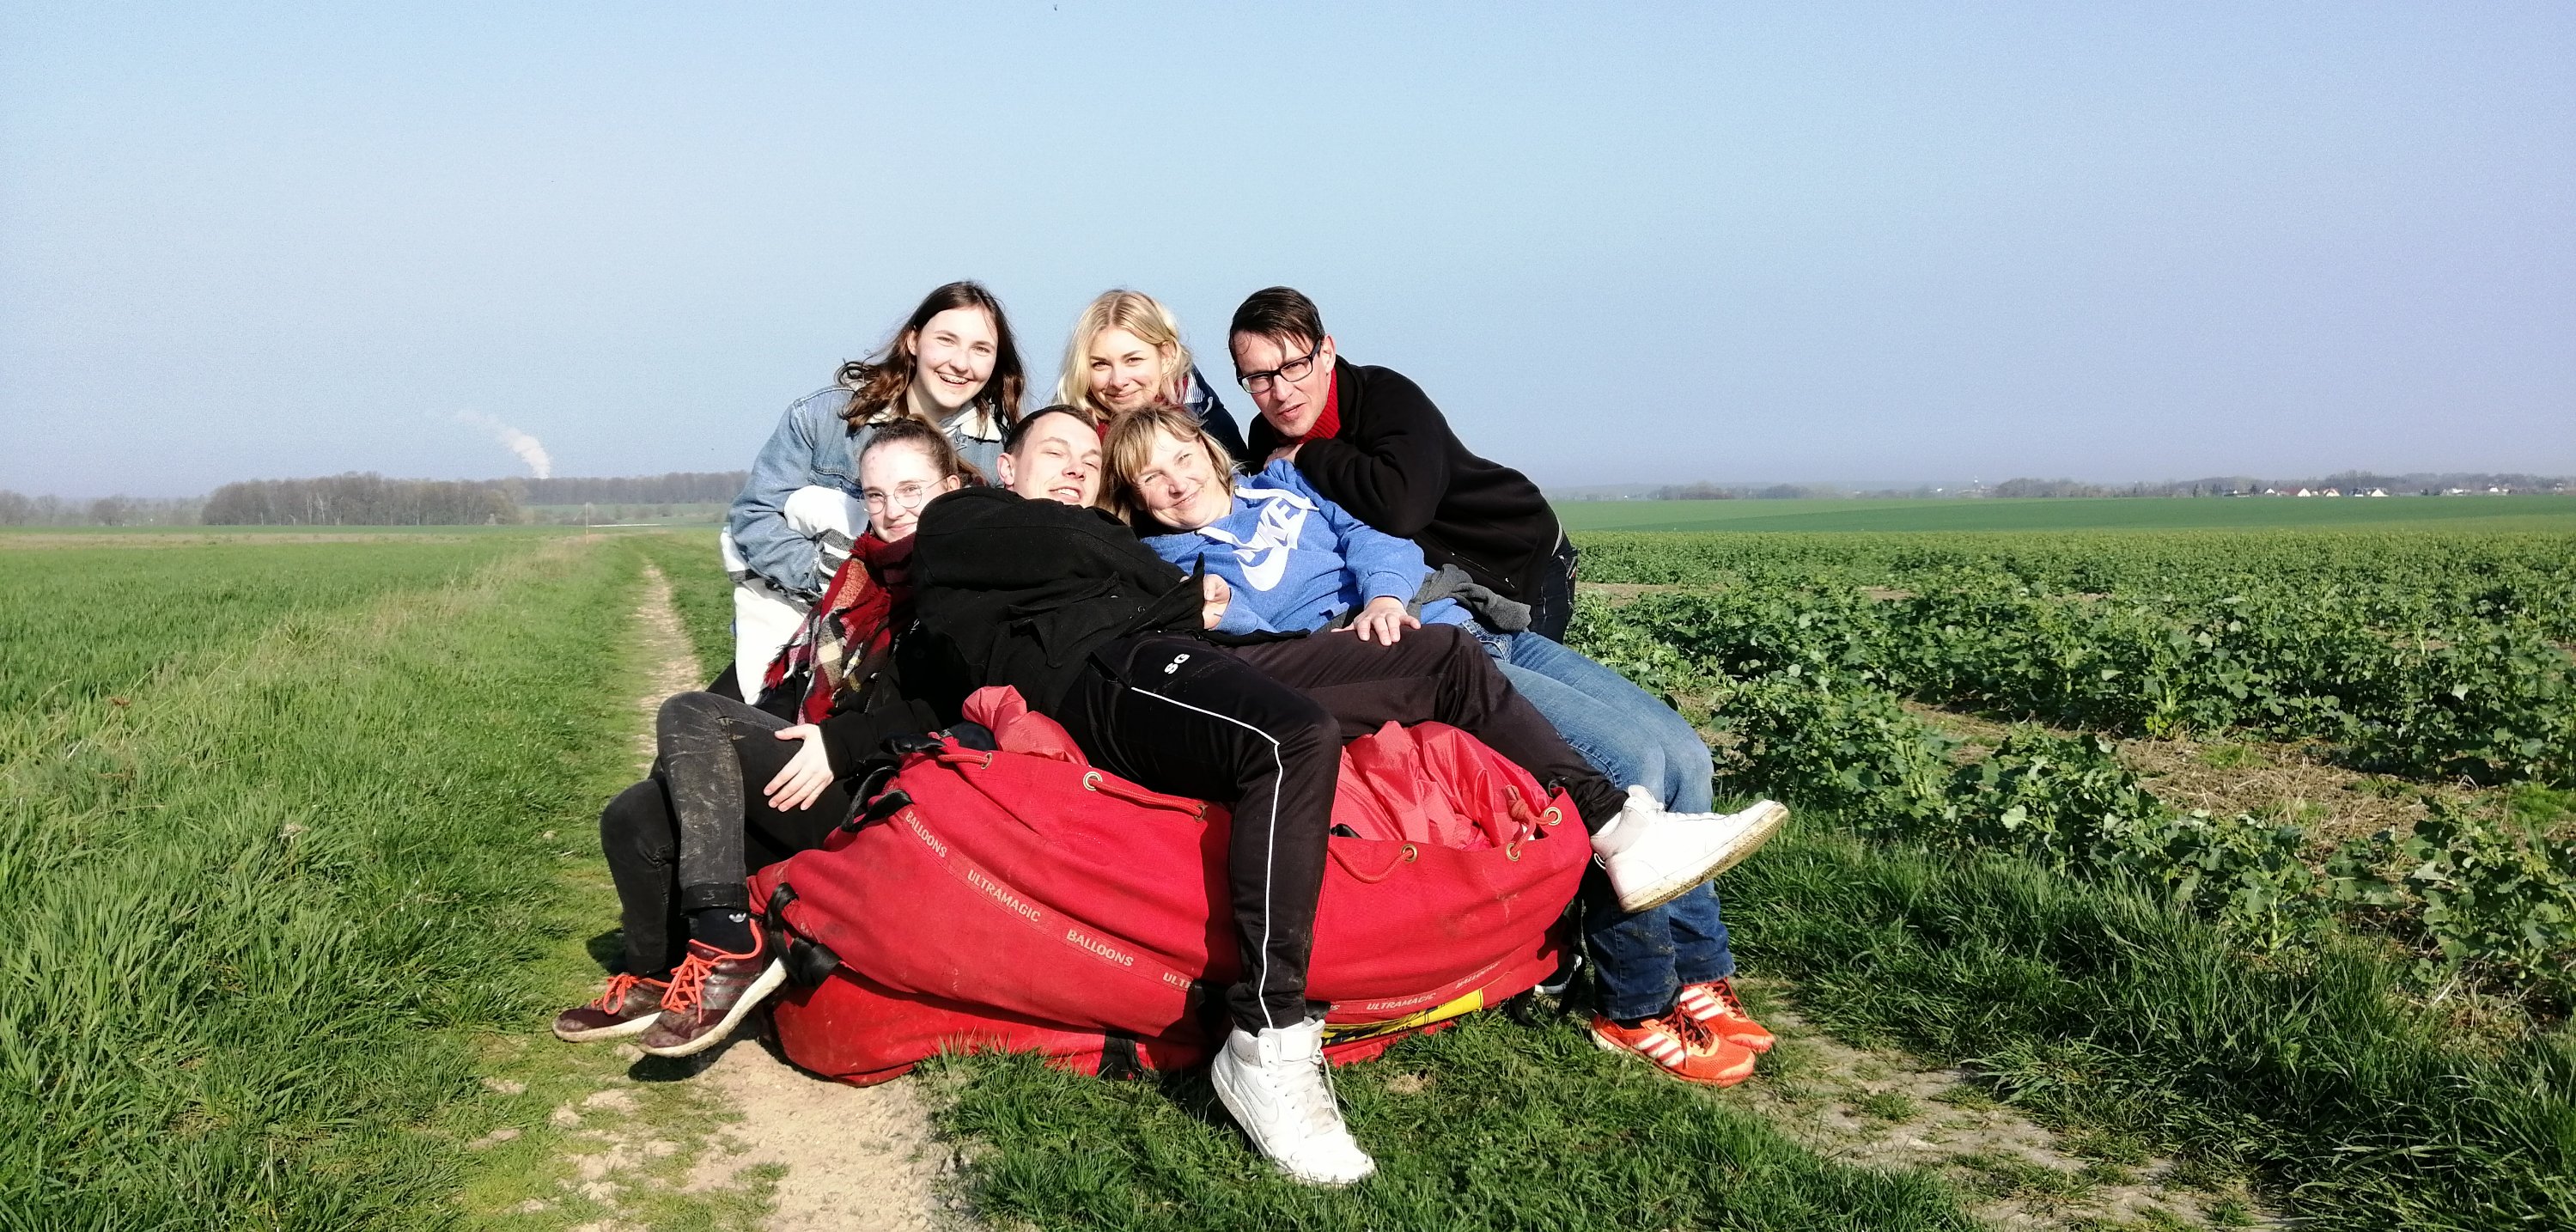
[727,387,1007,595]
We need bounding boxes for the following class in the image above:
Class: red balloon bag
[747,687,1586,1086]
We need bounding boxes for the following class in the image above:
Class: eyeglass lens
[864,482,933,509]
[1239,343,1320,393]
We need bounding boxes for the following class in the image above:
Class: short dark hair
[1003,403,1099,454]
[1228,286,1325,348]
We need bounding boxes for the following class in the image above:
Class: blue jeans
[1478,630,1737,1020]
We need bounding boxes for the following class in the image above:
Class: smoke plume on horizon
[455,411,552,479]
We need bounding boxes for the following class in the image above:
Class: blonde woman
[1055,289,1250,464]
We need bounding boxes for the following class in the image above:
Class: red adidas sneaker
[1675,978,1775,1053]
[1590,1010,1757,1087]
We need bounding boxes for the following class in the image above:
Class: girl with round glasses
[721,281,1024,703]
[556,421,971,1060]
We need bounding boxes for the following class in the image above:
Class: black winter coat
[1244,358,1561,603]
[904,486,1205,720]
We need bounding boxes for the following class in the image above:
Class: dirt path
[621,564,960,1231]
[1730,988,2274,1229]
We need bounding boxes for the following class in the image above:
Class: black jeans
[1056,624,1623,1034]
[1524,533,1580,643]
[598,692,851,976]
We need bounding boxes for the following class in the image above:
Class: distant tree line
[0,491,204,527]
[190,471,753,526]
[1983,473,2573,498]
[1635,472,2573,501]
[201,473,521,525]
[4,472,756,528]
[517,472,747,505]
[1647,482,1951,500]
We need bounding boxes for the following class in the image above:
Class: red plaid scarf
[764,533,916,723]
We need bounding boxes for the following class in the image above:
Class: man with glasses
[1232,286,1578,640]
[1230,288,1802,1085]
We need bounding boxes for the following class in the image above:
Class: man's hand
[765,724,835,811]
[1199,573,1233,630]
[1265,442,1303,467]
[1347,595,1421,645]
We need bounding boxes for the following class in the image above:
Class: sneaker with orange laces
[551,973,671,1042]
[1675,978,1775,1053]
[636,936,786,1058]
[1590,1009,1757,1087]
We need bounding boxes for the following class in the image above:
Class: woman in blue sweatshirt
[1104,406,1776,1087]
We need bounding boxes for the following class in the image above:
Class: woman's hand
[765,724,835,812]
[1349,595,1421,645]
[1199,573,1233,629]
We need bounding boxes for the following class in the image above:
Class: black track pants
[1057,624,1625,1034]
[1059,636,1342,1034]
[1231,624,1624,828]
[597,691,851,976]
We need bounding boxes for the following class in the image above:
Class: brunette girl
[721,281,1024,701]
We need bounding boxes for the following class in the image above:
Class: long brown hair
[836,281,1026,430]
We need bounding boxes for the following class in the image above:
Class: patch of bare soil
[1735,987,2275,1229]
[2113,735,2459,848]
[673,1035,962,1232]
[1898,700,2473,848]
[618,564,963,1231]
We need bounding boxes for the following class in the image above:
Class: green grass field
[7,525,2570,1229]
[0,533,657,1229]
[1553,493,2576,533]
[0,537,525,712]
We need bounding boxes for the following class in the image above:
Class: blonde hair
[1054,289,1195,416]
[1102,406,1237,528]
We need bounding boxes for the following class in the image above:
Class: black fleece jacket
[1245,358,1562,603]
[904,485,1207,721]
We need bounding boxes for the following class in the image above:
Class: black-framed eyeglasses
[862,481,938,511]
[1236,340,1323,394]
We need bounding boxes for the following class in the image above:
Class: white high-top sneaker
[1208,1017,1377,1186]
[1592,786,1789,912]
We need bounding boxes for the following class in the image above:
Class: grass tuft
[1723,821,2576,1230]
[937,1009,1983,1232]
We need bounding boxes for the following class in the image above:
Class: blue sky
[3,2,2569,496]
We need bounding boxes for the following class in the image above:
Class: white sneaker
[1208,1018,1377,1186]
[1592,787,1789,913]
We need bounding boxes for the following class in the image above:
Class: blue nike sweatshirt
[1139,460,1471,637]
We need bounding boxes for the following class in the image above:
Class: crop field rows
[4,521,2571,1229]
[1560,528,2576,1229]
